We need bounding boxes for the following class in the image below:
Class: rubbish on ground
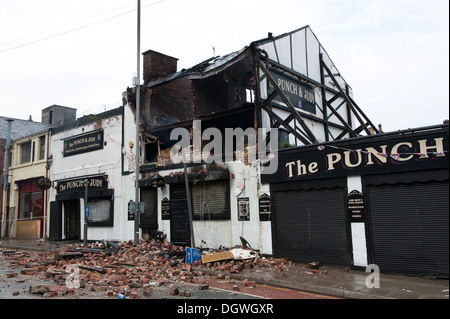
[402,289,413,293]
[230,248,257,260]
[202,251,234,263]
[2,250,16,255]
[306,262,320,269]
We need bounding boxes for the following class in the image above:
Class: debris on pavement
[0,239,297,298]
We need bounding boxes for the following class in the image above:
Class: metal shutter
[273,187,349,266]
[367,181,449,278]
[192,180,229,220]
[140,188,157,229]
[49,201,62,241]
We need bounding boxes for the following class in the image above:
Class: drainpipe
[43,134,51,240]
[3,119,13,191]
[2,119,13,239]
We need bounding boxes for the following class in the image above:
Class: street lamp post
[134,0,142,245]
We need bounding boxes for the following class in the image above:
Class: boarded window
[87,198,113,226]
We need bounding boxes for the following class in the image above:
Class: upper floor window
[21,142,32,164]
[39,136,46,160]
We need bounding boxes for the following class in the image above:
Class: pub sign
[63,129,104,157]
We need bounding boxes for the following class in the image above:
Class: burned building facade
[125,26,448,278]
[126,26,379,256]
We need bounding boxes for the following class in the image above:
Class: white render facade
[47,104,138,242]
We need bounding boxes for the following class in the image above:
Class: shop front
[49,175,113,241]
[262,124,449,277]
[15,178,45,239]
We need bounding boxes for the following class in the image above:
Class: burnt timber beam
[324,97,357,138]
[348,96,380,134]
[260,103,311,145]
[321,60,379,135]
[257,57,318,144]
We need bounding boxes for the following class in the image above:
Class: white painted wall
[257,26,357,146]
[155,161,273,255]
[48,106,137,241]
[347,175,368,267]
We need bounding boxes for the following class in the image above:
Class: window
[19,191,43,219]
[21,142,32,163]
[86,197,114,226]
[39,136,46,160]
[192,180,230,220]
[278,128,293,148]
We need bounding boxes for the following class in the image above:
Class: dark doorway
[140,188,158,239]
[64,200,80,240]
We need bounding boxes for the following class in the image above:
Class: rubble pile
[200,254,293,274]
[1,239,295,298]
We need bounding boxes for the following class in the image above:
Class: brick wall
[143,50,178,84]
[143,77,194,127]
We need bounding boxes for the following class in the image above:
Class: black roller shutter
[49,201,62,241]
[191,180,230,220]
[367,180,449,278]
[272,186,349,266]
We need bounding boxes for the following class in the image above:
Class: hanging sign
[38,177,52,190]
[347,190,365,222]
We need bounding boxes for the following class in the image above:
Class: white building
[47,105,138,242]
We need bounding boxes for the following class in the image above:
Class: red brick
[131,292,140,299]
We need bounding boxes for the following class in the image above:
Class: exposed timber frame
[253,46,379,150]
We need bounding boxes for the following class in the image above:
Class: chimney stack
[143,50,178,85]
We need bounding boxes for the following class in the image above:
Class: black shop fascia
[55,174,114,226]
[261,124,449,185]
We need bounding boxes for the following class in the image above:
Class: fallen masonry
[0,239,299,298]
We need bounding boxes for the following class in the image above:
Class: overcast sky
[0,0,448,133]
